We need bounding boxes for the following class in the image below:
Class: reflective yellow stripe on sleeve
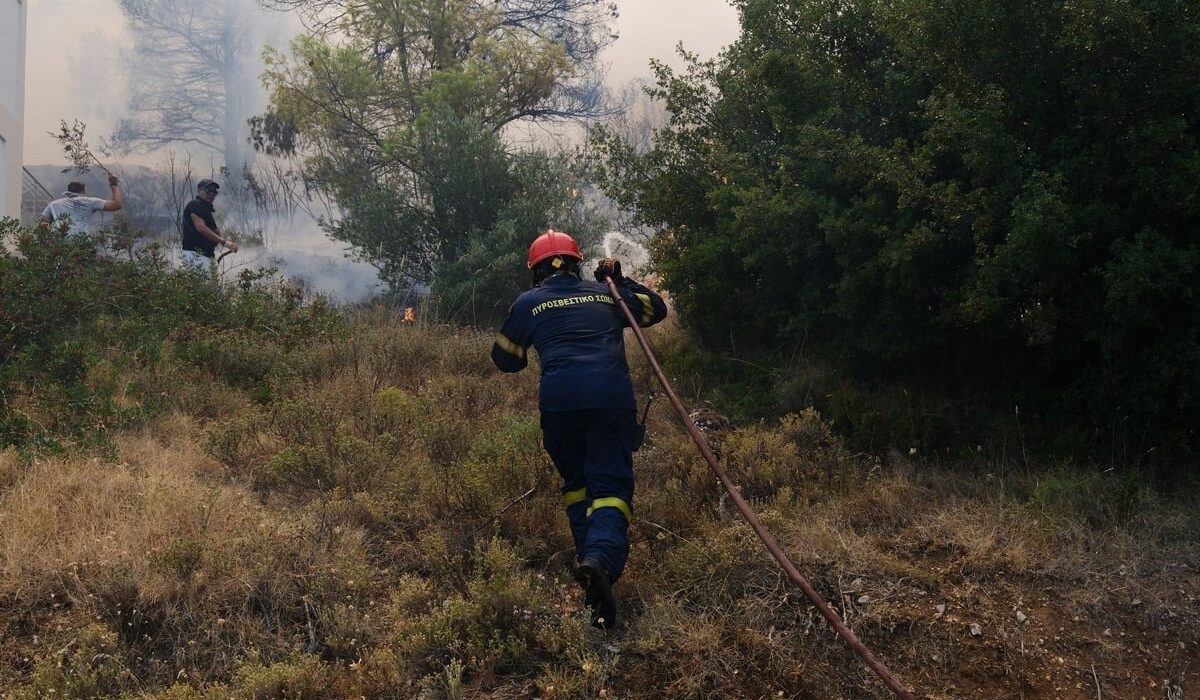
[563,488,588,508]
[634,293,655,326]
[587,497,632,523]
[494,332,526,360]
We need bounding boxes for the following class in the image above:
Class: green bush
[228,654,332,698]
[17,623,137,699]
[393,538,558,680]
[0,219,345,451]
[598,0,1200,464]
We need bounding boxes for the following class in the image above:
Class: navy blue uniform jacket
[491,274,668,411]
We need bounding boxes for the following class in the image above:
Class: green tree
[598,0,1200,460]
[259,0,614,304]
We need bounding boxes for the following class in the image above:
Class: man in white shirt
[41,174,124,237]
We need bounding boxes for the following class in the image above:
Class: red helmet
[527,229,583,269]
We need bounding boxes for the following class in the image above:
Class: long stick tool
[604,276,917,700]
[51,119,114,176]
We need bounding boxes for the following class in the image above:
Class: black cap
[197,179,220,193]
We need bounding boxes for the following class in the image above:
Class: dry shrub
[389,538,566,683]
[0,415,373,685]
[900,502,1042,578]
[152,682,232,700]
[271,335,346,387]
[340,647,410,699]
[403,411,556,545]
[14,623,138,699]
[3,387,70,440]
[719,422,803,501]
[339,323,512,398]
[418,371,525,429]
[433,327,516,380]
[463,414,566,560]
[371,386,424,436]
[84,357,143,415]
[131,342,247,420]
[0,446,24,492]
[312,488,409,544]
[336,324,432,393]
[316,602,371,661]
[636,430,723,517]
[464,414,546,493]
[494,491,573,568]
[261,434,386,495]
[225,653,333,698]
[636,410,839,538]
[779,407,845,464]
[190,329,288,387]
[202,404,278,476]
[382,573,438,617]
[836,464,932,533]
[653,521,787,615]
[269,390,344,447]
[528,637,623,699]
[625,598,817,699]
[717,411,839,503]
[208,381,407,497]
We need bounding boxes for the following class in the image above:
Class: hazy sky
[22,0,741,166]
[604,0,739,85]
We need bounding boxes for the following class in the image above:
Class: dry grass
[0,413,373,693]
[1,319,1197,698]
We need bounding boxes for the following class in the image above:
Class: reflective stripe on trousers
[542,408,637,581]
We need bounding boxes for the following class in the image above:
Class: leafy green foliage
[0,219,345,449]
[597,0,1200,462]
[431,147,609,326]
[261,1,612,316]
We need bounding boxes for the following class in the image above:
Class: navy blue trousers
[540,408,637,581]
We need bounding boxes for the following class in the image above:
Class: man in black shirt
[181,179,237,268]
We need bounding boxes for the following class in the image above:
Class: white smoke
[600,230,650,275]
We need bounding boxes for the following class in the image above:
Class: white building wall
[0,0,27,219]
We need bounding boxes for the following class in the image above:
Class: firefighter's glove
[594,258,623,283]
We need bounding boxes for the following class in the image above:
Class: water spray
[601,231,650,272]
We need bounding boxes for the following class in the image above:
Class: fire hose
[604,276,917,700]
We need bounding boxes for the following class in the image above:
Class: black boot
[573,558,616,629]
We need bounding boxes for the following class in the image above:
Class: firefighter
[491,230,667,629]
